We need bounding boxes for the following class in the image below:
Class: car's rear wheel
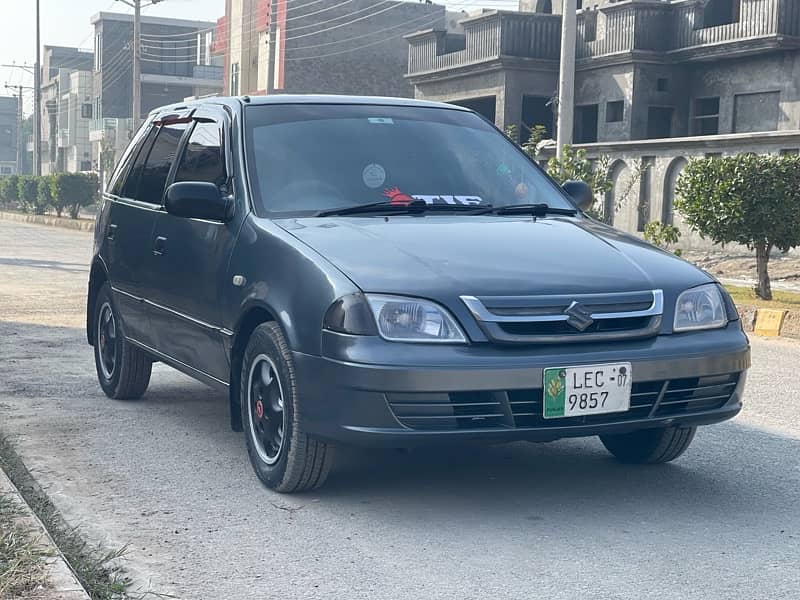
[600,426,696,464]
[93,283,152,400]
[241,322,335,493]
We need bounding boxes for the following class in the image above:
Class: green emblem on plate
[544,368,566,418]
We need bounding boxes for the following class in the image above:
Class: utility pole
[556,0,577,160]
[132,0,141,125]
[2,68,34,174]
[266,0,278,94]
[4,85,28,174]
[115,0,164,125]
[34,0,41,175]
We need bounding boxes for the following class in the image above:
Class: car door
[147,107,240,383]
[103,121,161,346]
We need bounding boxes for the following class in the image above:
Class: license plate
[543,362,632,419]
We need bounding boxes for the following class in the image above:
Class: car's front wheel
[93,283,152,400]
[241,322,335,493]
[600,426,696,464]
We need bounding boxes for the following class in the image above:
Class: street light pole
[34,0,41,175]
[266,0,277,94]
[556,0,577,160]
[132,0,141,125]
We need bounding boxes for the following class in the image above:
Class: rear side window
[119,126,159,200]
[174,121,226,188]
[135,122,189,204]
[109,125,155,197]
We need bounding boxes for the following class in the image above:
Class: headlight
[365,294,467,343]
[673,284,728,332]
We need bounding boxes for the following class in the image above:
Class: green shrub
[51,172,99,219]
[0,174,19,207]
[17,176,41,214]
[643,221,682,256]
[675,154,800,300]
[37,176,54,214]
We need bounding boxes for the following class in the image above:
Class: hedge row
[0,173,99,219]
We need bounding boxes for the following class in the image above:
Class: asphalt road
[1,220,799,600]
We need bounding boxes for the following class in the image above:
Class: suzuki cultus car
[88,96,750,492]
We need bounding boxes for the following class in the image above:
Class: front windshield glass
[244,103,574,216]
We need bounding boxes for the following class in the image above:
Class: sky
[0,0,224,112]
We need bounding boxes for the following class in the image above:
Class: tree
[17,176,41,214]
[675,154,800,300]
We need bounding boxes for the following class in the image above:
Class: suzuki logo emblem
[564,301,594,331]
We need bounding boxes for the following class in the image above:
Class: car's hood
[275,216,712,299]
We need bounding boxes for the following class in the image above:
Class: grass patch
[0,492,50,598]
[724,284,800,310]
[0,435,132,600]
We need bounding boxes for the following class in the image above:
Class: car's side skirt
[126,337,230,392]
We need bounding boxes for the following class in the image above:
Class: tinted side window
[174,121,226,188]
[110,125,155,197]
[119,126,158,200]
[135,123,189,204]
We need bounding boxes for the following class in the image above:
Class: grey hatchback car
[88,95,750,492]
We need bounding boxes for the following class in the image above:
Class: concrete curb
[738,304,800,338]
[0,210,95,232]
[0,468,91,600]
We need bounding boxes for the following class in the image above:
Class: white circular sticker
[362,163,386,189]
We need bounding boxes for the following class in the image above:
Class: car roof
[150,94,471,117]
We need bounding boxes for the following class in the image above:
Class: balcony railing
[409,0,798,76]
[407,12,560,76]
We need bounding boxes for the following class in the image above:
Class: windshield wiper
[473,203,577,217]
[315,200,490,217]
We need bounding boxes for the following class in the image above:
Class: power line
[287,7,445,51]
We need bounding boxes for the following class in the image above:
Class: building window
[647,106,673,139]
[780,149,799,156]
[692,97,720,135]
[733,91,780,133]
[81,104,93,119]
[0,166,11,175]
[574,104,598,144]
[230,63,240,96]
[94,33,102,70]
[606,101,624,123]
[656,78,669,92]
[700,0,741,28]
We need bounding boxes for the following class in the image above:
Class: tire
[241,322,335,493]
[93,283,152,400]
[600,426,697,464]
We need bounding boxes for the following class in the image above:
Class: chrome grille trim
[460,290,664,344]
[460,290,664,323]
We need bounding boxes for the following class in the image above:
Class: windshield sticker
[368,117,394,125]
[383,187,416,205]
[362,163,387,189]
[383,187,483,206]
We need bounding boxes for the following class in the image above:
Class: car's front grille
[460,290,664,344]
[386,373,741,431]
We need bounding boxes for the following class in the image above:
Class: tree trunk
[755,241,772,301]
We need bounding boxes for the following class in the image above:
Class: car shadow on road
[144,371,799,521]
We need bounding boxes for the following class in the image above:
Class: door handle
[107,223,117,241]
[153,236,167,256]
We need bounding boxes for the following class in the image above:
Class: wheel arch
[87,257,109,345]
[228,302,283,432]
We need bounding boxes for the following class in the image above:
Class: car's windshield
[244,103,574,216]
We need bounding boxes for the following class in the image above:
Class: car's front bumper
[293,323,750,446]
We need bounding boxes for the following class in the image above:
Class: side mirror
[165,182,231,222]
[562,180,594,212]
